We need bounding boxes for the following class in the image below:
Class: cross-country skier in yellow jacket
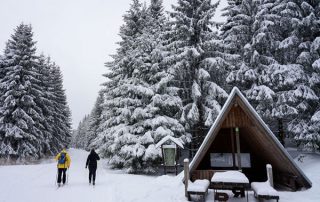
[55,149,71,186]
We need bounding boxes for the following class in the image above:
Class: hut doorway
[196,127,268,183]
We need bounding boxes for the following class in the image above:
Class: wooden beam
[161,145,166,174]
[175,147,178,175]
[267,164,274,187]
[231,127,236,168]
[184,159,190,197]
[235,127,241,170]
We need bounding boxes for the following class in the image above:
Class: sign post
[156,135,184,175]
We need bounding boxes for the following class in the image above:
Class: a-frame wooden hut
[189,87,312,190]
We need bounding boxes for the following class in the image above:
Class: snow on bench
[211,171,249,199]
[251,181,279,202]
[187,179,210,192]
[187,179,210,201]
[211,171,249,184]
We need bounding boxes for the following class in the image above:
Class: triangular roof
[189,87,312,188]
[156,135,184,149]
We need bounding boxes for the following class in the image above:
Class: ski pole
[55,168,58,186]
[67,168,69,185]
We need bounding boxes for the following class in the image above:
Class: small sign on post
[156,135,184,175]
[163,145,176,166]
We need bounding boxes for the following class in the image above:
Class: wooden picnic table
[211,171,250,202]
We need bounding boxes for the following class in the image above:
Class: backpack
[58,152,66,164]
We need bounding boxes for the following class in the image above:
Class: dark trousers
[57,168,67,184]
[89,168,97,183]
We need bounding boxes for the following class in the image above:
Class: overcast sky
[0,0,227,128]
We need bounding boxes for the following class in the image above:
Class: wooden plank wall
[221,101,251,128]
[191,170,230,181]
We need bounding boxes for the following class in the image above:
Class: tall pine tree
[97,0,156,173]
[224,0,320,148]
[96,0,188,173]
[165,0,227,153]
[49,62,72,151]
[131,0,187,172]
[0,24,46,160]
[35,54,55,155]
[86,90,105,150]
[0,24,72,160]
[0,54,4,80]
[292,0,320,150]
[71,115,90,149]
[224,0,260,89]
[258,0,319,147]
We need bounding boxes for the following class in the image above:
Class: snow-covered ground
[0,149,319,202]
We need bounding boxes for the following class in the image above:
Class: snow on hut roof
[189,87,312,187]
[156,135,184,149]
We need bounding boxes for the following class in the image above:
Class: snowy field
[0,149,319,202]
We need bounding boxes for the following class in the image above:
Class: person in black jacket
[85,149,100,185]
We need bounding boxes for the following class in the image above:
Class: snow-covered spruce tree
[223,0,277,122]
[72,115,90,149]
[97,0,154,173]
[0,54,3,143]
[90,89,117,159]
[0,54,4,80]
[0,54,4,99]
[129,0,187,172]
[49,62,72,150]
[305,110,320,151]
[263,0,308,142]
[34,54,56,155]
[243,0,282,121]
[228,0,283,139]
[86,90,105,150]
[224,0,260,90]
[223,0,319,147]
[0,24,47,160]
[38,55,72,154]
[96,0,187,173]
[257,0,318,147]
[165,0,228,151]
[221,0,277,133]
[292,0,320,150]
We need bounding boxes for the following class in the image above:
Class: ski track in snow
[0,149,186,202]
[0,149,319,202]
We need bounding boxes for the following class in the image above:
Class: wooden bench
[251,181,279,202]
[187,179,210,202]
[211,170,250,202]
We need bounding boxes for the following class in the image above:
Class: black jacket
[86,151,100,169]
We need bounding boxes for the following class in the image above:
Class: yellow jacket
[55,149,71,169]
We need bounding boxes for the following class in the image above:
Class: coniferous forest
[0,0,318,173]
[0,24,72,162]
[72,0,320,174]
